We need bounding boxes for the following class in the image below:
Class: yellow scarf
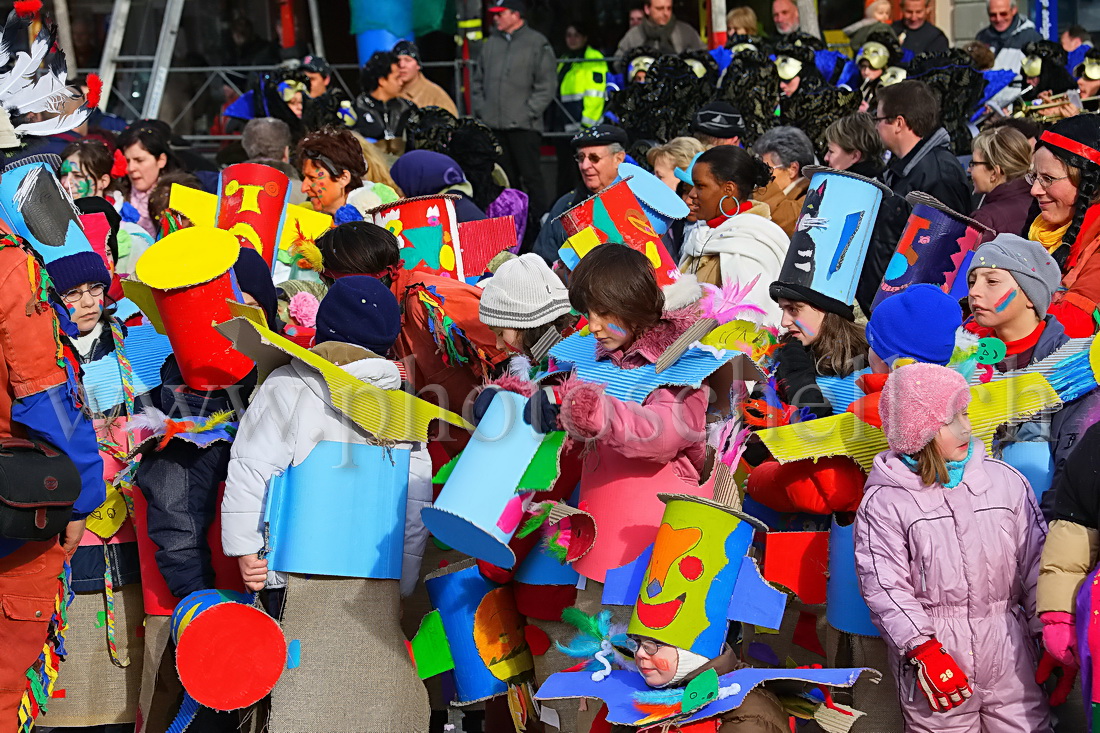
[1028,214,1072,254]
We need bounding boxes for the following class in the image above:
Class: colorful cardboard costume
[215,162,292,267]
[369,194,466,279]
[0,162,97,265]
[166,181,332,275]
[612,494,780,656]
[768,166,890,319]
[416,559,538,727]
[214,316,469,443]
[872,192,991,308]
[556,177,680,287]
[536,494,877,728]
[129,227,255,391]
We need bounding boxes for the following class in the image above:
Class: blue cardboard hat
[769,166,889,320]
[0,162,95,265]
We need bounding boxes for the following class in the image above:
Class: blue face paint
[607,323,628,338]
[994,289,1017,313]
[793,318,816,339]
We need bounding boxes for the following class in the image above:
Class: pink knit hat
[879,363,971,455]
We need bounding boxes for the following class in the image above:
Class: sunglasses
[574,152,609,165]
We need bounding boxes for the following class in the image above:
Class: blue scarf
[901,442,974,489]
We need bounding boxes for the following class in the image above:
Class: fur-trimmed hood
[596,306,699,368]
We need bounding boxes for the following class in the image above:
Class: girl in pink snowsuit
[853,363,1051,732]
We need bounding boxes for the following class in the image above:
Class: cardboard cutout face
[216,163,291,266]
[473,586,534,685]
[628,497,755,657]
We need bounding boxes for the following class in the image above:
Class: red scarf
[707,199,755,228]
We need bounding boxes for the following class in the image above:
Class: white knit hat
[478,253,571,329]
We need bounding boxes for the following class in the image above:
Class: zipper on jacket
[920,562,926,593]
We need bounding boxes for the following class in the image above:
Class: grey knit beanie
[967,234,1061,318]
[478,253,571,328]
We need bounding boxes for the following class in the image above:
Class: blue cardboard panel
[266,441,410,579]
[550,333,735,404]
[81,324,173,413]
[826,518,880,637]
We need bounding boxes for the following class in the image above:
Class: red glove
[1036,650,1078,707]
[907,638,973,712]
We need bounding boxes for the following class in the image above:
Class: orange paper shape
[762,531,829,605]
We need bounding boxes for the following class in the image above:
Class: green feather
[544,528,569,562]
[561,606,604,641]
[515,503,551,539]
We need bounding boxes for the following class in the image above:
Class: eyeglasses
[1025,170,1070,189]
[574,152,608,165]
[967,160,993,170]
[872,114,898,124]
[627,636,669,656]
[61,284,105,303]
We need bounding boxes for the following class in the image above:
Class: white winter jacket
[678,206,790,326]
[221,354,432,596]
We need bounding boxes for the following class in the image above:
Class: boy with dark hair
[353,51,415,143]
[875,80,971,214]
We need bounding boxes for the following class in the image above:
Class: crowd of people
[2,0,1100,732]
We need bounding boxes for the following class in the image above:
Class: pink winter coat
[559,308,710,581]
[854,444,1049,732]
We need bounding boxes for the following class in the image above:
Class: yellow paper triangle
[758,373,1061,471]
[120,279,165,334]
[86,484,127,540]
[279,204,333,254]
[215,317,471,443]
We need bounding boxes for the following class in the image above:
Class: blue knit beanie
[866,284,962,366]
[46,251,111,296]
[314,276,401,356]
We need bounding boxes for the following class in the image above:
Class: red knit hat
[879,363,970,455]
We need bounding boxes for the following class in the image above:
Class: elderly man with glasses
[976,0,1042,71]
[533,124,628,264]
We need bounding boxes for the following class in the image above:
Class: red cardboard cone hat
[134,226,255,390]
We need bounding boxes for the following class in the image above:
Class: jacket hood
[596,306,698,366]
[681,205,788,262]
[900,127,952,178]
[291,350,401,404]
[679,644,746,684]
[866,440,992,507]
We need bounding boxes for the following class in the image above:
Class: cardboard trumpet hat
[129,226,255,390]
[0,161,98,265]
[171,589,286,712]
[872,192,992,308]
[415,559,539,726]
[768,165,890,321]
[368,194,466,279]
[556,177,680,287]
[422,390,594,569]
[215,162,292,269]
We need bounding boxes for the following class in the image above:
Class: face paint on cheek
[653,657,671,671]
[993,289,1017,313]
[608,323,628,337]
[74,179,93,197]
[794,318,816,339]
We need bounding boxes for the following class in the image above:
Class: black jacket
[353,93,415,141]
[882,127,971,214]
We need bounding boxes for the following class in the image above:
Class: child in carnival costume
[221,275,431,732]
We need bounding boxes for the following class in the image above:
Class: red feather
[13,1,41,17]
[85,74,103,108]
[110,149,127,178]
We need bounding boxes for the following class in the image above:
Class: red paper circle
[679,555,704,581]
[175,603,286,710]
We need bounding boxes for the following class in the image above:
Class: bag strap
[0,438,59,457]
